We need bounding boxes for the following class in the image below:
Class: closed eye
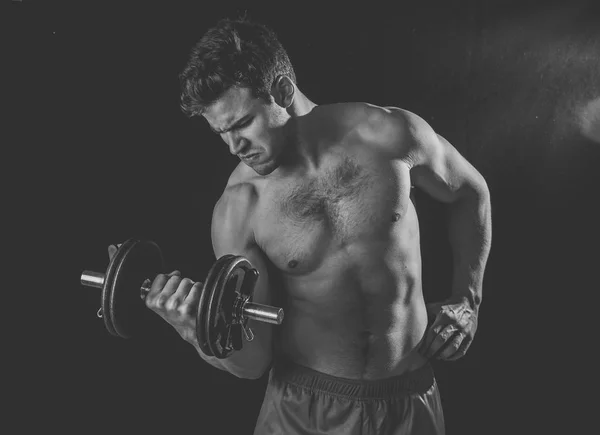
[234,118,253,130]
[211,117,253,136]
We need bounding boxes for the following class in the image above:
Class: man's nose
[225,132,247,156]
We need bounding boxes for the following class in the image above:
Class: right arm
[193,183,274,379]
[144,183,274,378]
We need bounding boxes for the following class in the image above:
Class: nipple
[392,212,401,222]
[288,260,298,269]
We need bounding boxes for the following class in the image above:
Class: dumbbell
[81,238,284,358]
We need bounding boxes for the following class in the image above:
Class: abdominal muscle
[274,250,430,380]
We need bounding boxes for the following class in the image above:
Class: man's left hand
[417,298,479,361]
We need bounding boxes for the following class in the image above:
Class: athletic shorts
[253,358,445,435]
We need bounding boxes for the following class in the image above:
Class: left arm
[377,106,492,360]
[407,124,491,312]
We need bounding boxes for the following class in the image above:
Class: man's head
[179,18,297,175]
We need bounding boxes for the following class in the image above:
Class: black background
[8,1,599,433]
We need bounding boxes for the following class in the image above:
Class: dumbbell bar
[81,238,284,359]
[80,270,282,325]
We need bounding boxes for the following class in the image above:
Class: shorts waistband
[272,359,435,400]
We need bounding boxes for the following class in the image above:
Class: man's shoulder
[318,102,417,137]
[215,177,258,218]
[211,180,258,247]
[318,102,420,158]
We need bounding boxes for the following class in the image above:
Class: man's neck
[289,90,317,117]
[280,120,323,176]
[269,90,321,177]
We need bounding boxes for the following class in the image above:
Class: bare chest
[255,153,412,273]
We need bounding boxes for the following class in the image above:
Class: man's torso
[229,103,428,380]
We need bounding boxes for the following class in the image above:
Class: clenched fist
[108,244,203,344]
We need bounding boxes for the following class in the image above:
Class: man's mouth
[242,154,258,161]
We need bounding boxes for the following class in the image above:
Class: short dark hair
[179,18,297,117]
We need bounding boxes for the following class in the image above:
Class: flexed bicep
[209,182,275,376]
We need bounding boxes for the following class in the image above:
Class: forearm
[448,184,492,310]
[185,322,271,378]
[189,340,229,372]
[219,321,272,379]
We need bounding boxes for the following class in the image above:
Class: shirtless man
[133,17,492,435]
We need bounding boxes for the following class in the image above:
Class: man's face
[202,86,290,176]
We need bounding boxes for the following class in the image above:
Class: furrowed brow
[210,114,251,134]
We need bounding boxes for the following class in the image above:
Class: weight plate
[104,239,164,338]
[196,255,235,357]
[205,256,255,359]
[101,238,137,337]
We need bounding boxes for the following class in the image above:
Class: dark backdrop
[9,1,599,434]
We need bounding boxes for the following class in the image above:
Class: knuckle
[155,296,167,309]
[186,289,200,303]
[180,278,194,289]
[167,275,182,284]
[177,303,193,317]
[439,331,450,340]
[145,296,156,310]
[152,274,167,287]
[165,298,179,312]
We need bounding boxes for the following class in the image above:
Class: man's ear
[271,75,295,109]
